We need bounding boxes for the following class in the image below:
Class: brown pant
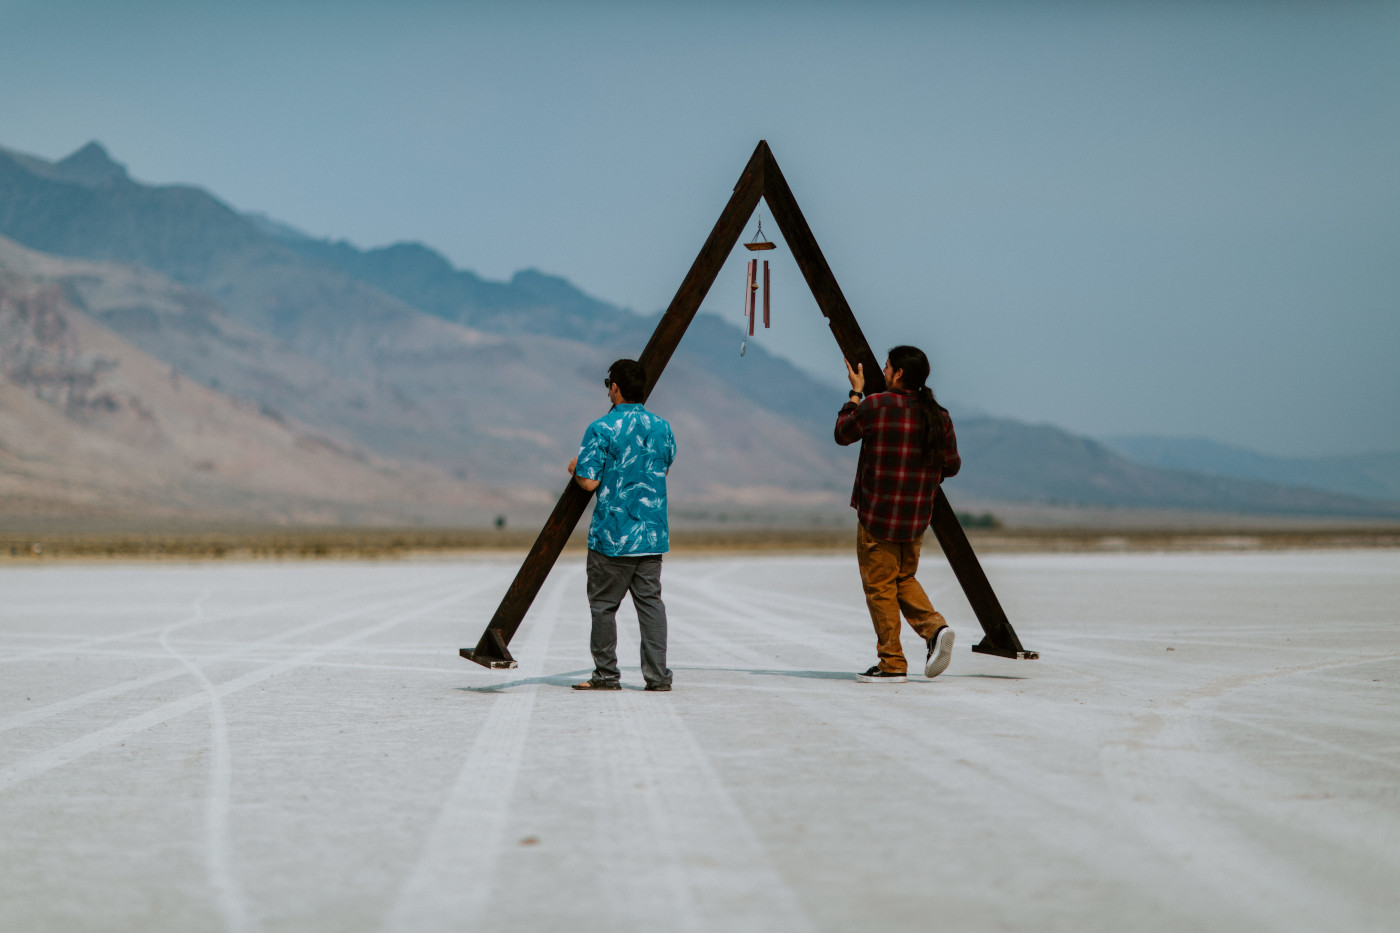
[856,523,946,674]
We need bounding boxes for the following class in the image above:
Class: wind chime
[740,213,775,356]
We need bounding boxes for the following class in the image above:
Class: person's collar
[611,401,645,410]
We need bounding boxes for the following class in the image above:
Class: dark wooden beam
[636,143,766,396]
[929,491,1036,659]
[460,481,592,667]
[758,148,885,392]
[461,142,767,668]
[463,139,1036,668]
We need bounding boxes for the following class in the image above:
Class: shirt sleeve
[575,422,608,480]
[834,398,865,447]
[664,425,676,470]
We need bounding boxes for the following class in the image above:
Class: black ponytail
[888,345,947,468]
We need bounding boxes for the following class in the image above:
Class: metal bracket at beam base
[458,649,517,669]
[460,627,518,669]
[458,140,1037,671]
[970,640,1040,661]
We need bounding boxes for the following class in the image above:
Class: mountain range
[1,140,1396,525]
[0,248,508,524]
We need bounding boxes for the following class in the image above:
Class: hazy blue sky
[2,0,1397,457]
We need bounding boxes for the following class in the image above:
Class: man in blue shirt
[567,359,677,691]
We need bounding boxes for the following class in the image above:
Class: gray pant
[586,549,671,687]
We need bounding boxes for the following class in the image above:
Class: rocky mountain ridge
[0,256,511,523]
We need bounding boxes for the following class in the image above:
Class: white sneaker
[924,626,955,679]
[856,665,907,683]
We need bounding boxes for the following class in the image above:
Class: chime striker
[460,140,1036,669]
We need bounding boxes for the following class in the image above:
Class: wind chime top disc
[744,240,777,251]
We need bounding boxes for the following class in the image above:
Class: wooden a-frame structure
[462,141,1037,669]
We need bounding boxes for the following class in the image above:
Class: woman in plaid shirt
[836,345,961,683]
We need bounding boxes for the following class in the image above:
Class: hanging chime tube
[763,260,770,328]
[743,259,754,323]
[746,259,757,336]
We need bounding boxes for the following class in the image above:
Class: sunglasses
[603,378,612,388]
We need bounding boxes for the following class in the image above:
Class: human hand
[567,456,578,475]
[844,358,865,393]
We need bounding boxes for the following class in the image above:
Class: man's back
[571,358,677,692]
[575,402,676,556]
[835,389,959,542]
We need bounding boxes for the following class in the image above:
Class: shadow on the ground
[718,668,856,681]
[945,673,1027,680]
[455,667,858,691]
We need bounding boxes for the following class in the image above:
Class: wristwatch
[848,390,863,402]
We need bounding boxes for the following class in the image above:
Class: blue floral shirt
[575,403,677,556]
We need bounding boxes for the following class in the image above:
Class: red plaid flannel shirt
[835,389,961,542]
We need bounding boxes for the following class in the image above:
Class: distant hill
[0,142,836,432]
[0,257,509,524]
[1,139,1397,524]
[274,234,840,436]
[0,142,270,286]
[0,142,851,505]
[1105,435,1400,503]
[0,233,854,513]
[279,235,639,343]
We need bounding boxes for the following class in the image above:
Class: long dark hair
[887,345,946,467]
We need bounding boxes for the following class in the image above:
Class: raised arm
[568,456,601,492]
[835,358,866,446]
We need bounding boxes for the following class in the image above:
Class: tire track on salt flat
[0,566,430,666]
[0,576,469,737]
[588,688,817,933]
[665,566,1211,921]
[379,565,575,932]
[663,573,874,669]
[1098,653,1400,932]
[681,560,1400,931]
[0,580,492,795]
[0,587,351,665]
[157,589,251,933]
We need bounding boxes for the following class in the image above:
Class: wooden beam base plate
[971,641,1040,661]
[459,647,518,669]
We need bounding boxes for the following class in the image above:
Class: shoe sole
[856,673,907,683]
[924,627,955,679]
